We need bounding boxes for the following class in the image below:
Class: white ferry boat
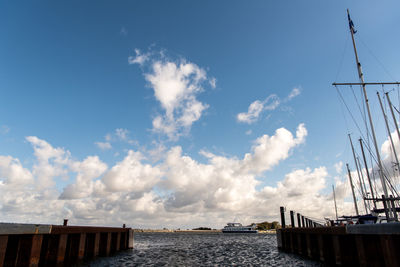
[222,223,258,233]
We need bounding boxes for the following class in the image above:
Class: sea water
[83,232,320,266]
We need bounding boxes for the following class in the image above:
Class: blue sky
[1,1,400,228]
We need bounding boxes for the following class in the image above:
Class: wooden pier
[277,208,400,266]
[0,222,133,267]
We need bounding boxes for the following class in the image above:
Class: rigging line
[335,33,350,82]
[357,35,398,82]
[393,104,400,115]
[359,138,395,197]
[384,173,400,198]
[372,170,379,201]
[350,85,369,134]
[336,87,351,134]
[398,85,400,122]
[335,86,369,145]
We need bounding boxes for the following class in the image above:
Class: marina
[2,2,400,266]
[275,9,400,266]
[277,208,400,266]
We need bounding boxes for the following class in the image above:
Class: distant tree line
[192,227,212,230]
[256,221,280,230]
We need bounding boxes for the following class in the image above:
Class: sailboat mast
[347,9,390,200]
[348,134,368,214]
[377,92,400,176]
[346,163,359,216]
[385,92,400,158]
[359,138,377,209]
[332,185,339,221]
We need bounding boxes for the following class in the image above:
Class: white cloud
[115,128,129,141]
[95,142,112,150]
[237,87,300,124]
[96,128,137,150]
[237,95,280,124]
[286,87,301,101]
[102,150,162,193]
[131,49,213,140]
[128,49,149,66]
[0,156,33,186]
[0,125,364,228]
[237,100,265,124]
[209,77,217,89]
[60,156,107,199]
[334,161,343,174]
[26,136,71,189]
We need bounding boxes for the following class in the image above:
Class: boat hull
[222,230,258,233]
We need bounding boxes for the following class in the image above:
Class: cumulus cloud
[0,124,364,228]
[0,156,33,186]
[102,150,162,192]
[130,49,213,140]
[60,156,107,199]
[26,136,71,189]
[237,87,300,124]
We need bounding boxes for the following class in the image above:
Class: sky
[1,1,400,229]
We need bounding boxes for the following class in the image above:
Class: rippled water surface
[85,232,320,266]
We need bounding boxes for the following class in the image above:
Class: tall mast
[348,134,368,213]
[377,92,400,176]
[385,92,400,160]
[357,156,370,211]
[332,185,339,221]
[347,163,359,216]
[347,9,390,200]
[359,138,377,209]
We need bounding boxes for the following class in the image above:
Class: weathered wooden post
[128,229,134,249]
[63,219,68,226]
[0,235,8,267]
[382,195,390,222]
[290,211,295,228]
[301,216,305,228]
[297,213,301,227]
[389,195,398,221]
[56,234,68,264]
[280,207,286,228]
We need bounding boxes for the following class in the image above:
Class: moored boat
[222,222,258,233]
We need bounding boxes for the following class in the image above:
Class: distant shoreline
[133,229,276,234]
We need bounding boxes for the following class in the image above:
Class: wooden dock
[0,222,133,267]
[277,207,400,266]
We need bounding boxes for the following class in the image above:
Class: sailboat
[332,10,400,224]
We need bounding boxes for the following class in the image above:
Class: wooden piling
[280,207,286,228]
[29,234,43,267]
[297,213,301,228]
[278,224,400,266]
[0,223,133,267]
[0,236,8,267]
[290,211,295,228]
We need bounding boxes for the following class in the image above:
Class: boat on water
[222,223,258,233]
